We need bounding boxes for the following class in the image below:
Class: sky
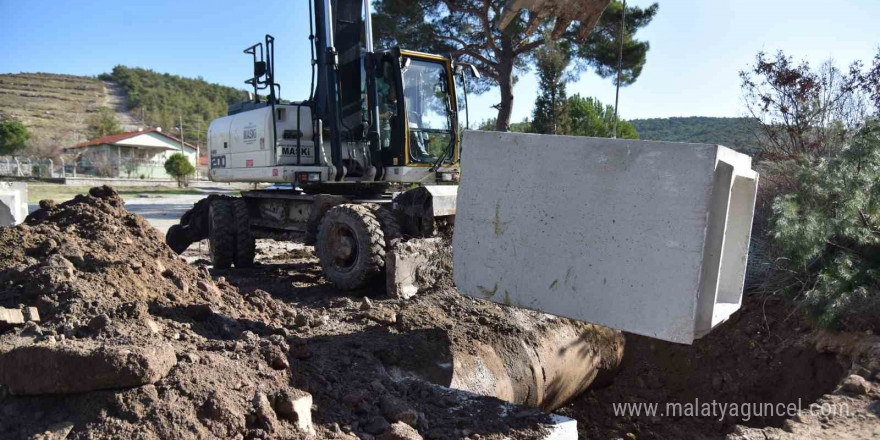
[1,0,878,125]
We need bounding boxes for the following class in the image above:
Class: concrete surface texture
[0,181,28,226]
[453,131,759,344]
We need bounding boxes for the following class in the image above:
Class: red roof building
[64,128,198,179]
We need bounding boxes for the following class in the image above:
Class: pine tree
[568,95,638,139]
[771,119,880,331]
[531,39,571,135]
[373,0,658,131]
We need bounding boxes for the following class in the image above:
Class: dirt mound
[0,187,308,439]
[0,186,285,325]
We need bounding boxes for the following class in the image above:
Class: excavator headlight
[297,172,321,183]
[438,172,459,183]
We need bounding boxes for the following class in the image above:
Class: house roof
[71,128,196,150]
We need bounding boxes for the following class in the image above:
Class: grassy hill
[630,117,760,153]
[99,66,249,146]
[0,73,105,154]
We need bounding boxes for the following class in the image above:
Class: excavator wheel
[316,204,385,290]
[364,203,403,248]
[208,199,235,269]
[232,198,256,268]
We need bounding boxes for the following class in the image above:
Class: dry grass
[0,73,106,151]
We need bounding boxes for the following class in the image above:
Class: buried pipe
[444,314,624,411]
[385,242,625,413]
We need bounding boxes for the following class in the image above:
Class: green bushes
[770,121,880,331]
[0,120,29,156]
[164,153,195,187]
[86,107,122,139]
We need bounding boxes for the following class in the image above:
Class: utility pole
[178,113,186,150]
[196,119,202,179]
[613,0,627,139]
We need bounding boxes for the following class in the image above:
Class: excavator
[165,0,562,289]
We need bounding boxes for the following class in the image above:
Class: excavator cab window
[375,57,399,151]
[401,58,455,164]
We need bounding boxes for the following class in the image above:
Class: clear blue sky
[1,0,878,124]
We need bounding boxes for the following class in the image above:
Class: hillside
[99,66,249,146]
[0,67,250,157]
[0,73,105,155]
[630,116,760,153]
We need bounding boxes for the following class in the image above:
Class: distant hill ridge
[629,116,760,153]
[2,69,760,157]
[0,67,249,156]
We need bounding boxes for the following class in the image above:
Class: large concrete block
[0,181,28,226]
[453,131,759,344]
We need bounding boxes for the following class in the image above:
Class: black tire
[232,198,256,268]
[316,204,385,290]
[208,199,235,269]
[364,203,403,249]
[165,224,190,255]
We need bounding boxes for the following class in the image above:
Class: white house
[65,128,197,179]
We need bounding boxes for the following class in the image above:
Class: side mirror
[254,61,267,79]
[455,62,481,79]
[467,64,481,79]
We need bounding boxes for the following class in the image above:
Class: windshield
[402,58,454,163]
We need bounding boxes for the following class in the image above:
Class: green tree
[478,117,532,132]
[86,107,123,139]
[373,0,658,131]
[770,120,880,331]
[531,38,571,135]
[0,120,29,156]
[164,153,195,187]
[567,94,637,138]
[629,117,759,153]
